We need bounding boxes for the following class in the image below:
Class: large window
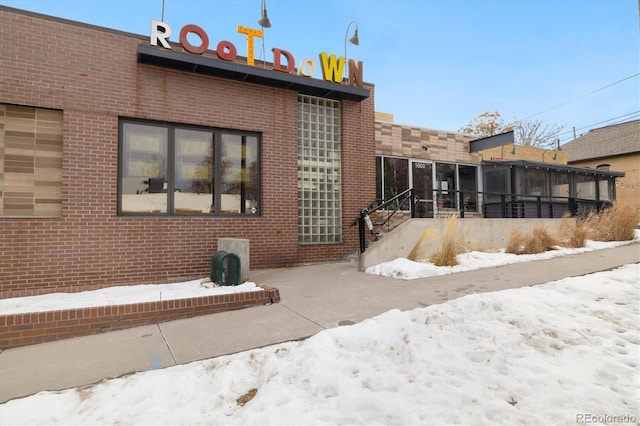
[119,119,260,216]
[458,165,478,212]
[435,162,457,210]
[0,104,63,217]
[382,157,409,201]
[574,173,596,201]
[298,95,341,244]
[518,168,549,198]
[483,167,509,202]
[551,171,570,198]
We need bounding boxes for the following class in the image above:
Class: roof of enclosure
[481,160,625,178]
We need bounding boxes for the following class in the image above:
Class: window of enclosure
[297,95,341,244]
[119,119,260,216]
[599,177,614,202]
[574,173,596,200]
[551,171,570,198]
[518,168,549,198]
[483,167,509,201]
[435,162,456,209]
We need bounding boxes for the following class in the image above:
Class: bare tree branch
[512,119,565,148]
[460,111,564,148]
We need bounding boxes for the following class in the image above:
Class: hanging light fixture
[258,0,271,28]
[344,20,359,79]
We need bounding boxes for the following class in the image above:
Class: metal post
[569,197,576,216]
[358,209,366,253]
[409,189,415,218]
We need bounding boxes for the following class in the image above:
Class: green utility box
[210,251,241,286]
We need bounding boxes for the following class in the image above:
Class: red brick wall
[0,286,280,350]
[0,7,376,296]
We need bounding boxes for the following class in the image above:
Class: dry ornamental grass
[507,200,638,255]
[430,214,463,267]
[580,200,639,242]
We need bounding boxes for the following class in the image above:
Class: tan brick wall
[0,8,376,294]
[375,121,481,164]
[479,145,567,164]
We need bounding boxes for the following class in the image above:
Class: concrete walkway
[1,243,638,403]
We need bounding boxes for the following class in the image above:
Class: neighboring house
[561,120,640,214]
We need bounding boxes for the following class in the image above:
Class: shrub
[505,227,528,254]
[525,225,560,254]
[556,212,588,248]
[407,228,436,262]
[506,225,559,255]
[582,200,639,242]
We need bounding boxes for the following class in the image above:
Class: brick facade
[0,7,376,296]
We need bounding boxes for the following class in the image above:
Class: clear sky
[2,0,638,144]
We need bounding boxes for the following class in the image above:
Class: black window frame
[117,118,261,217]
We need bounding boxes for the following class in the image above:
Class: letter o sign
[216,40,237,61]
[179,24,209,54]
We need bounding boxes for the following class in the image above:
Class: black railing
[354,189,613,253]
[352,188,415,254]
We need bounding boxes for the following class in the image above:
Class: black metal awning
[137,44,370,102]
[482,159,625,178]
[468,131,515,152]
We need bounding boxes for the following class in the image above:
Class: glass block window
[297,95,342,244]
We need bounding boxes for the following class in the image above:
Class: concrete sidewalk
[1,243,638,403]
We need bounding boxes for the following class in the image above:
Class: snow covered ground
[1,263,638,425]
[0,235,638,425]
[365,237,638,280]
[0,281,262,315]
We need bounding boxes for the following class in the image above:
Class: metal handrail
[352,188,414,253]
[353,188,613,254]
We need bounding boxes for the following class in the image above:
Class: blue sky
[2,0,638,144]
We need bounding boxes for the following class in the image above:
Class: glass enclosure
[481,161,621,218]
[375,156,478,216]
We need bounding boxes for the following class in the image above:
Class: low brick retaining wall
[0,286,280,350]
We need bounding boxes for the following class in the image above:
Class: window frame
[118,118,261,217]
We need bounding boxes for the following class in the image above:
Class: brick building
[0,6,376,297]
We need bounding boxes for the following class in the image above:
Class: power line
[506,72,640,127]
[558,116,640,145]
[555,110,640,138]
